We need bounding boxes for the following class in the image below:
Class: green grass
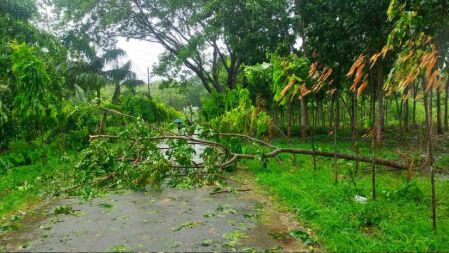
[244,138,449,252]
[0,143,77,221]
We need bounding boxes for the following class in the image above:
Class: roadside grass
[0,142,77,222]
[243,138,449,252]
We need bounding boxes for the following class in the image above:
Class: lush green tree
[271,53,311,141]
[52,0,294,93]
[0,0,67,146]
[300,0,392,144]
[108,61,144,104]
[66,48,142,104]
[10,42,63,140]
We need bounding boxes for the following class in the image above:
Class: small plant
[172,221,204,232]
[99,203,113,209]
[53,205,75,215]
[383,181,424,202]
[0,224,17,233]
[201,239,213,247]
[108,244,129,252]
[289,229,316,246]
[223,230,246,248]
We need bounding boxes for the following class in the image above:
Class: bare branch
[216,133,278,149]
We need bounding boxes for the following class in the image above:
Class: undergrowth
[244,139,449,252]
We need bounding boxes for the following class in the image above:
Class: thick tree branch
[94,108,408,171]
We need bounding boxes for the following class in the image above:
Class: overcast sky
[116,38,165,82]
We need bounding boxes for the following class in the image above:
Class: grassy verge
[243,138,449,252]
[0,142,77,225]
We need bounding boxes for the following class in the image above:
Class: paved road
[1,187,306,252]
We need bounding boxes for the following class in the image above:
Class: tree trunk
[273,105,278,128]
[377,63,384,146]
[371,131,376,200]
[422,81,436,232]
[112,82,121,104]
[226,57,241,90]
[413,82,418,126]
[405,93,409,133]
[352,92,360,176]
[321,100,325,129]
[300,97,307,143]
[312,100,317,171]
[361,96,366,130]
[287,102,292,138]
[329,98,334,130]
[96,88,101,105]
[336,93,341,130]
[445,77,449,131]
[334,93,339,183]
[281,108,285,127]
[351,93,357,140]
[394,94,403,139]
[437,88,443,134]
[370,85,376,127]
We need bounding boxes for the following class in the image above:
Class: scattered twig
[209,188,252,195]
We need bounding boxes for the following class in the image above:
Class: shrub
[202,88,273,137]
[383,181,424,202]
[60,103,101,150]
[120,94,181,123]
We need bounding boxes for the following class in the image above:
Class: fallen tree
[93,108,408,172]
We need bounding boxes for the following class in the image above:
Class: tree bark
[312,100,317,170]
[437,88,443,134]
[377,63,384,146]
[300,97,307,143]
[422,80,436,232]
[394,94,403,139]
[336,93,341,130]
[329,97,334,130]
[413,82,418,126]
[445,77,449,131]
[361,96,366,130]
[287,101,292,138]
[351,93,357,140]
[371,131,376,200]
[370,84,376,127]
[112,82,121,104]
[352,92,360,176]
[321,100,325,129]
[385,98,388,128]
[226,54,241,90]
[334,93,339,183]
[405,92,409,133]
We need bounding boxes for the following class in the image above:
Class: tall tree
[52,0,294,93]
[66,48,142,104]
[0,0,67,146]
[300,0,391,145]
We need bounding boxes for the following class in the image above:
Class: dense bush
[0,84,12,149]
[120,94,181,123]
[59,103,101,150]
[201,88,273,137]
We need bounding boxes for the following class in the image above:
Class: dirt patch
[235,169,318,252]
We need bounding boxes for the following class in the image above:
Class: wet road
[1,187,307,252]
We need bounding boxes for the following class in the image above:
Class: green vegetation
[1,0,449,251]
[244,138,449,252]
[0,143,77,218]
